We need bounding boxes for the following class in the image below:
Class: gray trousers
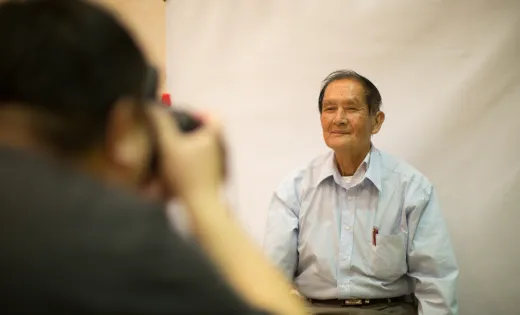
[309,302,417,315]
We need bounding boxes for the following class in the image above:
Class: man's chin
[325,139,352,151]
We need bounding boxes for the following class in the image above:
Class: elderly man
[264,70,459,315]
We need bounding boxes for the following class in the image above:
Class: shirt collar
[317,145,382,191]
[364,147,382,191]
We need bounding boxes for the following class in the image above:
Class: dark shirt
[0,146,268,314]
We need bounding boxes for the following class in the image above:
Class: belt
[308,295,407,307]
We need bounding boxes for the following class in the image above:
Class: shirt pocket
[363,233,407,281]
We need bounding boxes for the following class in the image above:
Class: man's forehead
[323,79,365,101]
[323,94,362,102]
[323,93,364,106]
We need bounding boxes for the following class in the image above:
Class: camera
[144,66,226,181]
[145,66,203,133]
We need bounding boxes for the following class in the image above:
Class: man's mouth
[330,130,349,134]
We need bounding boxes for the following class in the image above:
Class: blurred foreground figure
[0,1,307,314]
[264,70,459,315]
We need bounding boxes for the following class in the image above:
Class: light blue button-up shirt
[264,146,458,315]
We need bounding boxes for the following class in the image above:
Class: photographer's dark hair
[0,0,148,155]
[318,70,382,114]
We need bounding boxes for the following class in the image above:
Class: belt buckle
[344,299,363,306]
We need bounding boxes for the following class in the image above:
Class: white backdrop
[165,1,520,314]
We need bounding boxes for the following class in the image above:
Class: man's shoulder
[376,148,433,193]
[0,146,169,252]
[276,151,332,189]
[0,146,160,217]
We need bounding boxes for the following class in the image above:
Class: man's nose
[333,108,347,125]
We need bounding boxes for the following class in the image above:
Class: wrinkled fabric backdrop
[165,1,520,314]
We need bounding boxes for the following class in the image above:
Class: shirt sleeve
[263,174,301,281]
[407,187,459,315]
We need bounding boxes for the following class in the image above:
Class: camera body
[168,106,202,132]
[144,66,203,181]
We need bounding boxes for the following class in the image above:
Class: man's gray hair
[318,70,382,114]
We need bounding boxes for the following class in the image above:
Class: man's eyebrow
[346,98,361,105]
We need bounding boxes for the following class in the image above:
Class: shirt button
[344,225,351,230]
[347,196,353,200]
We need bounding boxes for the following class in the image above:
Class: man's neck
[334,144,371,176]
[0,133,127,188]
[0,107,139,193]
[0,108,109,180]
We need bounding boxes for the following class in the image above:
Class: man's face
[320,78,383,152]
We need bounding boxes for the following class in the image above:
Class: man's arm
[118,201,273,315]
[407,187,459,315]
[263,189,300,281]
[186,196,307,315]
[149,107,308,315]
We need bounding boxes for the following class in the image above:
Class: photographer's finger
[147,106,182,146]
[191,113,222,139]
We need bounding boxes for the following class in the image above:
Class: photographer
[0,1,306,314]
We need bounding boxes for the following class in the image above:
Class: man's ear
[371,111,385,135]
[105,98,139,167]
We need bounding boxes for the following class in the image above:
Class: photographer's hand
[148,107,308,315]
[147,107,221,202]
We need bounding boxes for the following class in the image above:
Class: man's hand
[147,106,223,205]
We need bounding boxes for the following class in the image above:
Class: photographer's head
[0,0,154,187]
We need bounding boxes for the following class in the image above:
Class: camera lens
[170,110,202,133]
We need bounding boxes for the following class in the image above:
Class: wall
[165,1,520,314]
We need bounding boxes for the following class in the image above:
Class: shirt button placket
[339,189,355,298]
